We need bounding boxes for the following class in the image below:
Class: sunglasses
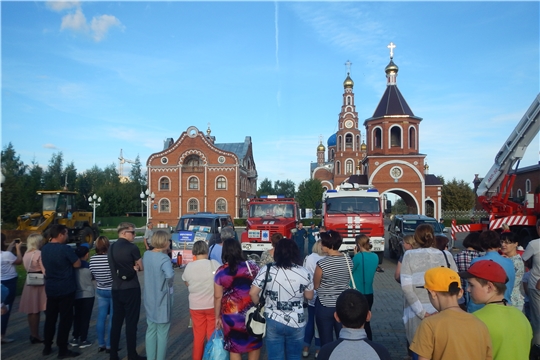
[124,230,136,235]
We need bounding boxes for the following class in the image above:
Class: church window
[188,198,198,212]
[374,128,382,149]
[217,176,226,190]
[188,177,199,190]
[345,160,354,174]
[356,135,360,151]
[159,177,170,190]
[345,134,353,149]
[347,96,351,105]
[159,199,170,212]
[330,149,335,161]
[526,179,531,193]
[336,161,341,175]
[216,198,227,212]
[338,135,342,151]
[409,127,416,149]
[390,126,402,147]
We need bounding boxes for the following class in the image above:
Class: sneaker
[69,338,79,347]
[78,340,92,349]
[302,349,309,357]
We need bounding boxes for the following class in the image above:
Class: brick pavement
[0,257,409,360]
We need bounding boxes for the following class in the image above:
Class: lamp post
[140,189,155,224]
[89,194,102,224]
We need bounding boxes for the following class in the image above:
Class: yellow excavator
[2,190,98,247]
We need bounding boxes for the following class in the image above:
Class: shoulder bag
[245,263,271,338]
[440,249,451,268]
[345,254,357,290]
[26,251,45,286]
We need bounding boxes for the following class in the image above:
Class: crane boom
[476,93,540,197]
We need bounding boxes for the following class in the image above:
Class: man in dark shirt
[108,222,145,360]
[41,224,81,358]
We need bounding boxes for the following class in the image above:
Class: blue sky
[2,1,539,191]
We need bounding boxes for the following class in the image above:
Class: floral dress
[214,260,262,353]
[509,254,525,310]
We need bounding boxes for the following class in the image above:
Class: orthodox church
[311,43,443,218]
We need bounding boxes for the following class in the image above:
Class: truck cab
[240,196,300,254]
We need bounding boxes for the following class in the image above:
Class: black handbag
[245,263,271,338]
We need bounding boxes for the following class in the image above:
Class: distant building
[145,126,257,227]
[311,47,443,218]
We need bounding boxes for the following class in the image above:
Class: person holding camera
[0,233,22,344]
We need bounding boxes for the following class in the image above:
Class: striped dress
[317,254,352,307]
[89,254,113,290]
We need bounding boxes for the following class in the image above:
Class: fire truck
[451,93,540,246]
[322,183,386,263]
[240,196,300,255]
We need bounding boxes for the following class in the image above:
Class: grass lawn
[14,241,146,296]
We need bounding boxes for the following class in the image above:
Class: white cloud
[61,8,88,32]
[90,15,123,42]
[46,1,80,12]
[43,143,58,149]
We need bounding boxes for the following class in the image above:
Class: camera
[14,239,21,244]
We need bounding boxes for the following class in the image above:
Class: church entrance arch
[425,198,435,218]
[383,188,419,214]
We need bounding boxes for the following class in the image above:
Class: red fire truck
[240,196,300,255]
[322,183,386,263]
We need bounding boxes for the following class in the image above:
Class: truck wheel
[79,227,94,248]
[388,243,398,259]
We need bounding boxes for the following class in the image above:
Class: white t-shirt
[253,264,314,328]
[303,253,325,306]
[523,238,540,286]
[182,258,220,310]
[1,251,18,281]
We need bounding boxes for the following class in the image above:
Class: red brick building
[312,48,443,218]
[146,126,257,227]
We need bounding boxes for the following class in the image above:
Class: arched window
[159,177,170,191]
[526,179,531,193]
[188,199,198,212]
[188,177,199,190]
[330,149,335,161]
[517,189,523,199]
[336,161,341,175]
[338,135,342,151]
[184,154,202,172]
[356,135,360,151]
[345,134,353,149]
[217,176,226,190]
[345,160,354,174]
[159,199,170,212]
[346,96,351,105]
[374,128,382,149]
[409,127,416,149]
[390,126,402,147]
[216,198,227,212]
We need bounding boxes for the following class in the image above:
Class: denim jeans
[315,297,341,347]
[96,289,113,348]
[303,305,320,349]
[265,318,304,360]
[1,276,17,336]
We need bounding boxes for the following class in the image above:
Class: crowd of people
[1,218,540,360]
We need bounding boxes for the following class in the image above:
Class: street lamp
[89,194,102,224]
[140,189,155,224]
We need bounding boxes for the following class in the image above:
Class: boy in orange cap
[410,266,492,360]
[460,260,532,360]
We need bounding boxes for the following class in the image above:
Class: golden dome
[385,60,399,74]
[343,74,354,88]
[360,141,367,151]
[317,142,326,151]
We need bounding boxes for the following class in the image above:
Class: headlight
[244,244,251,250]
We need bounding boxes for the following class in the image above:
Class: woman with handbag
[182,240,220,360]
[351,234,379,340]
[250,239,314,360]
[19,233,46,344]
[214,238,262,360]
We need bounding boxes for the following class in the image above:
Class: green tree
[129,155,145,185]
[257,178,274,196]
[64,161,77,191]
[43,152,64,190]
[274,179,296,198]
[23,160,44,213]
[391,198,408,214]
[1,143,27,223]
[296,178,324,209]
[441,178,475,211]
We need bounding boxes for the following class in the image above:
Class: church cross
[344,60,352,74]
[387,42,396,59]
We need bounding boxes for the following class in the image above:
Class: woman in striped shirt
[89,236,114,353]
[313,230,353,346]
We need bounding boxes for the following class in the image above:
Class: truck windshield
[325,197,380,214]
[176,217,213,232]
[42,194,59,212]
[249,204,295,218]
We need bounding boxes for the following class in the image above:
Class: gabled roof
[425,174,443,186]
[367,85,422,121]
[215,136,251,160]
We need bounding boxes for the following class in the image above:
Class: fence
[442,209,488,222]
